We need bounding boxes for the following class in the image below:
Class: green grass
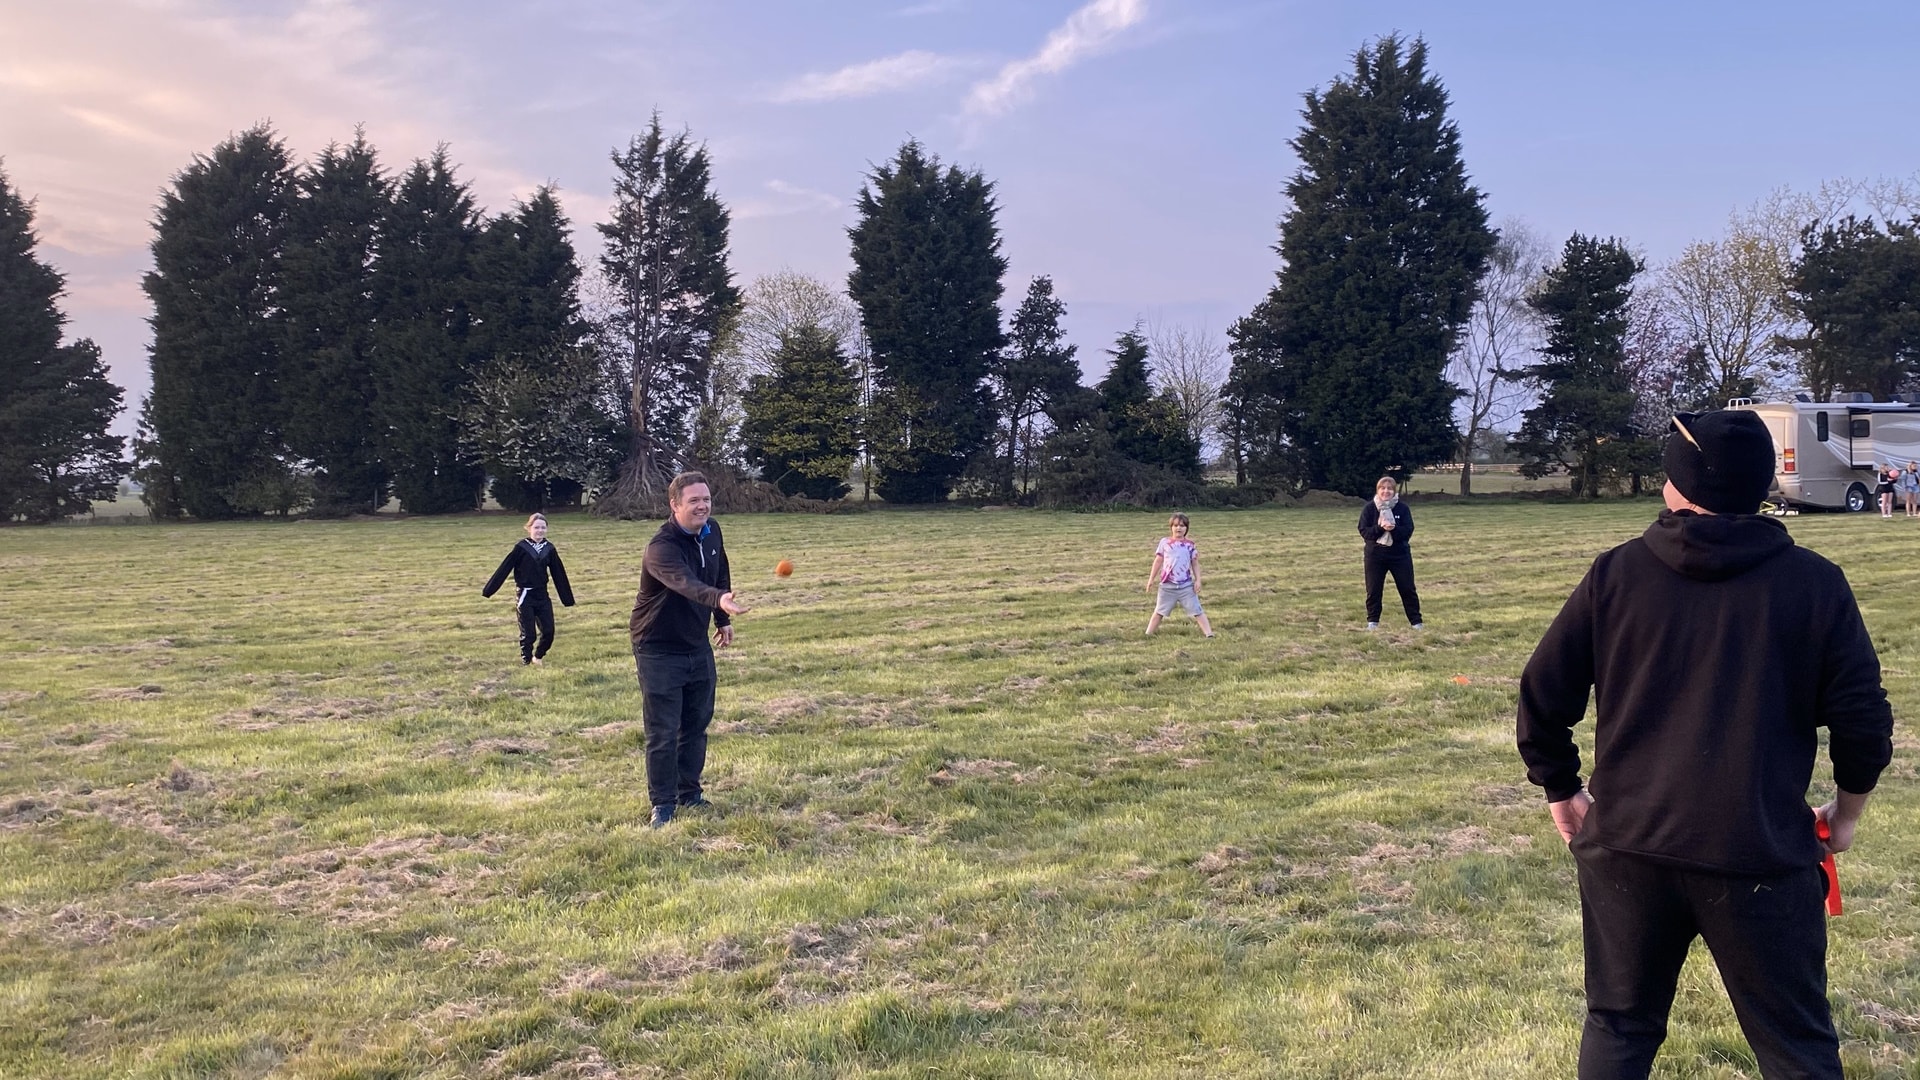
[3,502,1916,1079]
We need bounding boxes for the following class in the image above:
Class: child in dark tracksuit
[482,513,576,665]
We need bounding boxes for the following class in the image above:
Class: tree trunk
[1460,459,1473,496]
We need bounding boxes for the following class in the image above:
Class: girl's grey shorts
[1154,582,1203,617]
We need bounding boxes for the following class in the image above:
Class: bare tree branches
[1447,219,1547,493]
[1146,320,1227,459]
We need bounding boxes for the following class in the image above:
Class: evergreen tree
[0,167,126,521]
[1221,299,1299,487]
[848,140,1008,503]
[1231,36,1493,494]
[374,147,485,514]
[464,186,605,510]
[1098,329,1201,475]
[988,275,1081,497]
[595,114,739,517]
[740,324,862,500]
[1780,217,1920,402]
[143,124,296,518]
[1508,234,1646,497]
[280,132,390,516]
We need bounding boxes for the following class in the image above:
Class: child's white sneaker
[1365,622,1379,631]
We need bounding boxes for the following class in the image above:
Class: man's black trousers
[633,647,716,810]
[1363,553,1421,625]
[1573,841,1840,1080]
[516,590,555,662]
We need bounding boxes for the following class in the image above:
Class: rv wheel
[1845,483,1870,513]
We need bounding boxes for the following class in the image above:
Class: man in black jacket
[1517,410,1894,1079]
[631,472,748,829]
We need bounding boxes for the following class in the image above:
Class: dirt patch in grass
[1194,845,1251,876]
[216,697,382,730]
[0,796,60,827]
[927,759,1043,785]
[547,939,751,999]
[1853,998,1920,1034]
[1473,783,1533,809]
[1347,826,1531,870]
[772,917,931,1006]
[0,690,43,709]
[1132,724,1197,754]
[576,721,640,740]
[471,738,548,756]
[85,684,165,700]
[139,833,501,923]
[531,1045,664,1080]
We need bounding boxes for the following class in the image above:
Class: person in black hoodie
[1517,410,1894,1079]
[482,513,575,665]
[1357,476,1422,631]
[630,472,749,829]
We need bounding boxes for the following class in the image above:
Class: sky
[6,0,1920,435]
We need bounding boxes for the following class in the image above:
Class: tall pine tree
[1508,234,1646,497]
[595,115,738,517]
[1230,36,1493,494]
[0,166,126,521]
[280,132,390,515]
[143,124,295,518]
[988,275,1082,498]
[463,186,606,510]
[848,140,1008,504]
[374,147,485,514]
[740,324,862,500]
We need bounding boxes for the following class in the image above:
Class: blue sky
[5,0,1919,433]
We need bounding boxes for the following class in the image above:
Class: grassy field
[2,502,1916,1079]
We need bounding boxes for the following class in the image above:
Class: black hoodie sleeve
[549,546,575,607]
[1817,570,1895,795]
[712,521,733,629]
[1516,565,1598,802]
[1358,503,1383,542]
[482,545,520,597]
[643,535,725,611]
[1396,503,1414,545]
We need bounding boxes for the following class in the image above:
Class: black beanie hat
[1664,410,1776,514]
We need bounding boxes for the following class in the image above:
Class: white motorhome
[1730,396,1920,511]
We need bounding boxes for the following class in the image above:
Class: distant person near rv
[1876,465,1896,518]
[1903,462,1919,518]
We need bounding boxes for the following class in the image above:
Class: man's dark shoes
[648,804,676,829]
[677,795,712,810]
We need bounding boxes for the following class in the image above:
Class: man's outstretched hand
[1550,790,1593,845]
[719,591,749,616]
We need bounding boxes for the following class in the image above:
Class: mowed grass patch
[2,502,1917,1079]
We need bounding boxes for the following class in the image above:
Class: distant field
[3,504,1916,1078]
[1402,467,1571,495]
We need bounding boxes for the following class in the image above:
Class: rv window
[1852,418,1871,439]
[1816,412,1829,441]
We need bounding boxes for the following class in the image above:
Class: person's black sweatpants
[1363,553,1421,625]
[516,589,555,662]
[1573,842,1839,1080]
[633,647,716,810]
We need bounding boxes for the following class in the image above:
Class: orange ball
[775,559,794,577]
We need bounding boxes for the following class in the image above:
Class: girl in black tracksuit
[482,513,575,665]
